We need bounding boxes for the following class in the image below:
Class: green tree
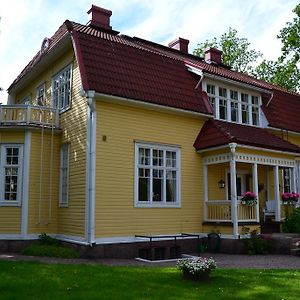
[193,28,262,73]
[252,4,300,92]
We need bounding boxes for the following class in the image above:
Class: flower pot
[182,269,211,281]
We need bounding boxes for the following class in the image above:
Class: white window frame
[134,142,181,208]
[205,80,262,127]
[0,144,23,206]
[59,143,70,207]
[19,95,31,105]
[52,64,72,113]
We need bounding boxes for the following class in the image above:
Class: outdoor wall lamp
[218,179,225,189]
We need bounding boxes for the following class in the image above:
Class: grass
[21,244,79,259]
[0,261,300,299]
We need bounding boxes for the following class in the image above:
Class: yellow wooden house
[1,5,300,255]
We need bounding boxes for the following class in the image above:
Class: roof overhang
[8,34,72,98]
[94,91,214,119]
[197,142,300,157]
[185,62,273,95]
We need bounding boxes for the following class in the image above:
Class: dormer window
[205,81,261,126]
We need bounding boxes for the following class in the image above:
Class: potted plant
[241,191,257,206]
[282,192,300,205]
[177,257,216,281]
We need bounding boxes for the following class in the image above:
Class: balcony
[0,105,59,128]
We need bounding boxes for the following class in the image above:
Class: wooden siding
[0,131,24,233]
[95,100,206,238]
[14,49,87,237]
[27,130,60,234]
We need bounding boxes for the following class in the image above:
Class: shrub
[283,208,300,233]
[244,230,269,255]
[177,257,216,280]
[21,244,80,259]
[38,233,60,246]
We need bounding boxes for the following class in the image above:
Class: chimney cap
[87,5,112,30]
[204,47,223,65]
[168,37,189,54]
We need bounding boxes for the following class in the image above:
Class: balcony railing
[0,105,59,128]
[206,200,257,222]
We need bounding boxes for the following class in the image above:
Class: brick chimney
[168,37,189,54]
[204,47,222,64]
[87,5,112,30]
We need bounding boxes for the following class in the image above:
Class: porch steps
[290,237,300,256]
[260,222,281,234]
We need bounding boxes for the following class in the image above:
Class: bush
[21,244,80,259]
[177,257,216,280]
[244,230,269,255]
[283,208,300,233]
[38,233,60,246]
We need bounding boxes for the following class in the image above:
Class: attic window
[41,37,51,51]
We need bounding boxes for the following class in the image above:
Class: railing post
[26,105,31,125]
[0,106,2,123]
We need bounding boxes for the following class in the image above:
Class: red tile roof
[194,119,300,153]
[8,20,300,132]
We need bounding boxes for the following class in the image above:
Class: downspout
[84,89,96,245]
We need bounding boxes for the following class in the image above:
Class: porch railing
[0,105,59,128]
[206,200,257,222]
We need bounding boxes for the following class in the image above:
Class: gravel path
[1,253,300,269]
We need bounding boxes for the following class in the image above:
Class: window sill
[59,204,69,208]
[59,106,71,114]
[135,202,181,208]
[0,201,21,207]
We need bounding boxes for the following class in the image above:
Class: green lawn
[0,261,299,300]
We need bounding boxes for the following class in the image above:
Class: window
[135,143,180,207]
[251,96,259,126]
[282,168,291,193]
[205,82,261,126]
[36,83,45,106]
[59,144,69,207]
[218,87,227,120]
[230,90,238,122]
[19,95,31,105]
[0,145,23,205]
[52,64,72,111]
[206,84,216,113]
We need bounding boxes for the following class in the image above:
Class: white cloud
[0,0,299,103]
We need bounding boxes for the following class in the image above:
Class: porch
[0,105,59,128]
[202,143,299,238]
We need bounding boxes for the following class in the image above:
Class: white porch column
[274,165,281,222]
[252,163,259,222]
[203,164,208,221]
[229,143,238,238]
[291,167,297,192]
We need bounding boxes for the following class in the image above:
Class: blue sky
[0,0,298,103]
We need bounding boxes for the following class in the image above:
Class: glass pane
[139,177,150,201]
[231,102,238,122]
[252,107,259,126]
[219,99,227,120]
[219,87,227,97]
[153,178,163,202]
[241,93,249,103]
[242,104,249,124]
[166,171,176,202]
[230,90,238,100]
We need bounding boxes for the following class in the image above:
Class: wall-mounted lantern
[218,179,225,189]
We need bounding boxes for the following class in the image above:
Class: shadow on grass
[0,261,299,300]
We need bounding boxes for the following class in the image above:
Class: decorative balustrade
[0,105,59,128]
[206,200,257,222]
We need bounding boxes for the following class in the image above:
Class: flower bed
[177,257,216,281]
